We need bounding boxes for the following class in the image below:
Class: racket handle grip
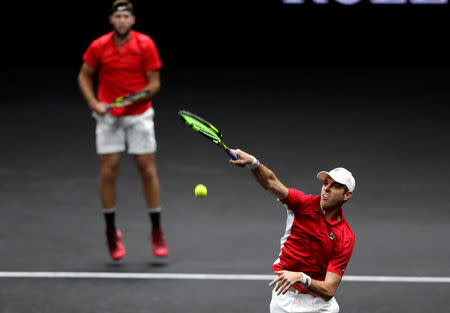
[105,105,112,111]
[227,149,238,160]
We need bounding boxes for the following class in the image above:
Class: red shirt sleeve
[327,237,355,276]
[280,188,315,214]
[141,37,162,71]
[82,40,99,70]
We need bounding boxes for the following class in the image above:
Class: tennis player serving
[229,149,355,313]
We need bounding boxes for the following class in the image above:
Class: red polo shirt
[273,188,355,295]
[82,30,162,116]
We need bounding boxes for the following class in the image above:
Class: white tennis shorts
[92,107,156,155]
[270,288,339,313]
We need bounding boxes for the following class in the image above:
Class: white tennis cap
[317,167,355,192]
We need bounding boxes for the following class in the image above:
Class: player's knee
[139,166,157,181]
[100,166,118,181]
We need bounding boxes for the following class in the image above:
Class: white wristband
[247,156,260,170]
[300,273,312,288]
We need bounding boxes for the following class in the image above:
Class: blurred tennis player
[77,0,168,260]
[229,149,355,313]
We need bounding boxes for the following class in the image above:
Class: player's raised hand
[229,149,254,167]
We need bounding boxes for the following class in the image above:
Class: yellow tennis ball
[195,184,207,197]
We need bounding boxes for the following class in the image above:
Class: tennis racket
[105,90,150,111]
[179,110,238,160]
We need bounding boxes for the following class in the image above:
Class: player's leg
[125,108,168,257]
[94,112,126,260]
[99,153,121,210]
[134,153,168,257]
[134,153,160,209]
[99,153,125,260]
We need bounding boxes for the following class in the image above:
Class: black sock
[149,211,161,229]
[104,211,116,230]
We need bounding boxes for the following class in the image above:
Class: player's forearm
[78,72,97,106]
[252,164,288,199]
[230,149,288,199]
[307,279,337,301]
[252,164,276,189]
[144,70,161,98]
[143,80,160,98]
[271,270,337,301]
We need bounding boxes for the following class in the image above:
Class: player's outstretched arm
[229,149,289,200]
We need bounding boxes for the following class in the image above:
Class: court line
[0,272,449,283]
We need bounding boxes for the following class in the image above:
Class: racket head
[179,110,238,160]
[179,110,223,142]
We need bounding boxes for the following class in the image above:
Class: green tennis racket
[179,110,238,160]
[106,90,150,111]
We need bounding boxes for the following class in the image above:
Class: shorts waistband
[287,286,310,295]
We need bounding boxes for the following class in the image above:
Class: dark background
[6,0,450,69]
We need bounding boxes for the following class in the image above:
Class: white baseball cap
[316,167,355,192]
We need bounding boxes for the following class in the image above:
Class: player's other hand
[269,270,303,295]
[90,100,108,115]
[229,149,253,167]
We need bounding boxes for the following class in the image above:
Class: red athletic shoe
[106,229,126,260]
[151,227,169,257]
